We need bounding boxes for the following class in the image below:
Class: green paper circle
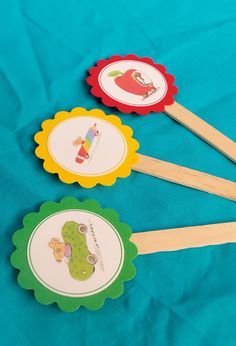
[10,197,137,312]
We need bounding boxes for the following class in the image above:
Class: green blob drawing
[62,221,96,281]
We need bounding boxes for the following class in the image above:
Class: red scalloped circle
[87,54,178,115]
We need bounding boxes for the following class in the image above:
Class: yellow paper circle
[34,107,139,187]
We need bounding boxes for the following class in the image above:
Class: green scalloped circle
[10,197,137,312]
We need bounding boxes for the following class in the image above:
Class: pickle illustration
[49,221,97,281]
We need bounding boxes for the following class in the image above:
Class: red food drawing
[108,69,157,99]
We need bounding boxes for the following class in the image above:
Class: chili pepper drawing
[73,123,99,164]
[108,69,157,99]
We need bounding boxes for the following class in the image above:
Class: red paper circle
[87,54,178,115]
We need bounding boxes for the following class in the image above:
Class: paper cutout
[10,197,137,312]
[87,55,236,163]
[10,197,236,312]
[87,54,177,115]
[34,108,139,188]
[34,107,236,201]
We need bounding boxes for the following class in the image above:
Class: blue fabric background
[1,0,236,345]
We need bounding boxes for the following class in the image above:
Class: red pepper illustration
[108,69,157,98]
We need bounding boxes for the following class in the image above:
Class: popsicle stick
[131,221,236,254]
[165,101,236,162]
[132,154,236,201]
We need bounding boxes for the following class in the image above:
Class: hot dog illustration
[108,69,157,99]
[49,221,97,281]
[73,123,99,164]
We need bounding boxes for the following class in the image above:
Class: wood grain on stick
[132,154,236,201]
[131,222,236,254]
[165,101,236,162]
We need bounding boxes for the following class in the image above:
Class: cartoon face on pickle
[108,69,157,99]
[49,221,97,281]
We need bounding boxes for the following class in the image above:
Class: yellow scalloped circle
[34,107,140,188]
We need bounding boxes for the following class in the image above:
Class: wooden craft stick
[165,102,236,162]
[131,221,236,254]
[132,154,236,201]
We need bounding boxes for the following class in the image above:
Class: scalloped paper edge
[10,197,138,312]
[34,107,139,188]
[87,54,178,115]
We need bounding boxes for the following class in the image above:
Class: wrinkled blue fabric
[1,0,236,345]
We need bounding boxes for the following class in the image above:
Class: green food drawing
[49,221,97,281]
[11,197,137,312]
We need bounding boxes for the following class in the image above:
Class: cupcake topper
[11,197,236,312]
[87,54,236,163]
[34,108,236,201]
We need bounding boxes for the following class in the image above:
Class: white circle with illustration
[98,60,168,107]
[27,210,124,297]
[47,116,127,176]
